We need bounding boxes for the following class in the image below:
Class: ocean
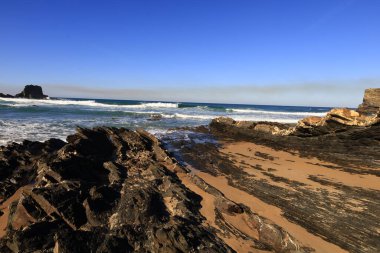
[0,97,331,145]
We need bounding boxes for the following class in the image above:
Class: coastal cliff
[358,88,380,114]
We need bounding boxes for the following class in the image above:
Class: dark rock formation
[0,93,13,98]
[15,85,47,99]
[0,85,48,99]
[0,127,233,253]
[358,88,380,115]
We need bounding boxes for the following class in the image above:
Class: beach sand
[173,139,380,252]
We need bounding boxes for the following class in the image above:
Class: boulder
[15,85,48,99]
[357,88,380,115]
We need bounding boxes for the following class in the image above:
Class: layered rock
[210,117,294,136]
[357,88,380,115]
[211,107,379,138]
[292,108,379,136]
[179,124,380,253]
[0,85,48,99]
[0,127,233,253]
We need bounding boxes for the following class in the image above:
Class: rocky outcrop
[0,127,232,253]
[15,85,47,99]
[0,85,48,99]
[210,117,294,136]
[211,107,379,138]
[292,108,379,136]
[174,126,380,253]
[210,113,380,174]
[357,88,380,115]
[0,93,13,98]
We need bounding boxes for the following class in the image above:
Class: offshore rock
[357,88,380,115]
[0,93,13,98]
[15,85,48,99]
[0,127,232,253]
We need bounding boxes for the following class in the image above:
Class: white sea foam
[0,97,178,109]
[0,97,331,144]
[173,113,215,120]
[228,108,326,116]
[229,115,298,123]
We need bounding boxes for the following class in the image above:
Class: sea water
[0,97,331,145]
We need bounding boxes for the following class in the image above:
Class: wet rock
[211,117,293,136]
[148,114,163,121]
[173,125,380,253]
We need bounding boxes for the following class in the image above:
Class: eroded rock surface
[358,88,380,115]
[164,126,380,253]
[212,107,380,138]
[0,127,234,253]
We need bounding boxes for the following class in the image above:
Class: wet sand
[221,142,380,191]
[171,138,380,252]
[193,171,347,253]
[0,186,32,238]
[179,173,267,253]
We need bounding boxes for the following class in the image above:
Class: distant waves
[0,97,331,144]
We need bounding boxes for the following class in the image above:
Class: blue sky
[0,0,379,106]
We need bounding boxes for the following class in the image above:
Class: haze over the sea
[0,0,379,106]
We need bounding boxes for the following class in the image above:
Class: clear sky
[0,0,379,106]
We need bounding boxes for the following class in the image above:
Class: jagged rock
[15,85,48,99]
[0,127,232,253]
[358,88,380,115]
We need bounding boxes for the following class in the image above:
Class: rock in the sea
[357,88,380,115]
[147,113,163,121]
[15,85,48,99]
[0,127,232,253]
[0,93,14,98]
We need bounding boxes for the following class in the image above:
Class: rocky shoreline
[0,88,379,253]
